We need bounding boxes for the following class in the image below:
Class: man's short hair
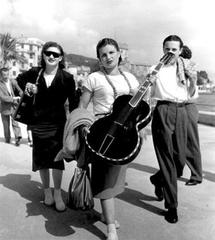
[0,62,10,72]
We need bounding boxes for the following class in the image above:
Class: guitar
[85,52,175,165]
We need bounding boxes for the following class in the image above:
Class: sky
[0,0,215,81]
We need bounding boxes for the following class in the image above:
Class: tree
[197,70,210,85]
[0,32,26,66]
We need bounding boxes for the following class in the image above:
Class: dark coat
[0,79,23,115]
[16,67,78,125]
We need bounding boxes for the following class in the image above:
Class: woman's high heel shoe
[54,189,66,212]
[107,231,118,240]
[100,214,120,229]
[107,223,118,240]
[44,188,54,206]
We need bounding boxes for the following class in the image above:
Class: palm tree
[0,32,26,67]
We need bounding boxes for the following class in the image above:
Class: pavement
[0,120,215,240]
[198,110,215,127]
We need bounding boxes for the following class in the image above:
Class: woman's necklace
[102,68,132,100]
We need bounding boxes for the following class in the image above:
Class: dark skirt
[91,157,128,199]
[31,123,65,172]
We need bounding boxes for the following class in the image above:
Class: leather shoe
[185,179,202,186]
[5,138,11,144]
[15,140,20,146]
[150,176,164,201]
[15,137,22,146]
[165,208,178,223]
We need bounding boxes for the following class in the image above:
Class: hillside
[65,53,99,72]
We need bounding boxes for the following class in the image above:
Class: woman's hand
[185,70,197,85]
[80,126,90,137]
[12,96,21,105]
[185,70,197,97]
[25,82,38,96]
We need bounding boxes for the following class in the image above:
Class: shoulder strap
[119,69,132,94]
[102,68,132,100]
[35,69,43,85]
[32,69,43,104]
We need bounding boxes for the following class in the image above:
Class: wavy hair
[163,35,184,49]
[180,45,192,59]
[96,38,122,64]
[40,41,65,69]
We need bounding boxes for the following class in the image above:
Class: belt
[157,100,191,107]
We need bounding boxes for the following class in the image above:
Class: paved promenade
[0,121,215,240]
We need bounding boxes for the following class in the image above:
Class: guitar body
[85,52,175,165]
[85,95,151,165]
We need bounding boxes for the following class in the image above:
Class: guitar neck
[129,61,165,107]
[151,62,163,76]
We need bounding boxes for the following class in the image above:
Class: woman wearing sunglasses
[16,41,78,212]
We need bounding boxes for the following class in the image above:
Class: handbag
[13,69,43,125]
[67,166,94,210]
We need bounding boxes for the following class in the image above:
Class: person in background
[26,126,33,147]
[0,63,22,146]
[79,38,139,240]
[180,45,202,185]
[149,35,199,223]
[16,41,77,212]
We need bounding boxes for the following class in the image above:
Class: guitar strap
[32,69,43,104]
[102,68,132,100]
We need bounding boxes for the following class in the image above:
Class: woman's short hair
[96,38,122,64]
[163,35,184,49]
[40,41,65,69]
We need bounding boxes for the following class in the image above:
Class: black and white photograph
[0,0,215,239]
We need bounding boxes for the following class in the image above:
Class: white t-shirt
[151,64,198,102]
[43,73,55,88]
[83,71,139,115]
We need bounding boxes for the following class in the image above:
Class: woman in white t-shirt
[79,38,139,240]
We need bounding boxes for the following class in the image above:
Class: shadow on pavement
[129,162,215,183]
[128,162,157,174]
[117,187,165,216]
[0,173,106,239]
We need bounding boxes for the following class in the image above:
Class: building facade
[10,37,44,79]
[9,36,150,85]
[118,42,150,83]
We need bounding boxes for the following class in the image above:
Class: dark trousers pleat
[151,103,188,209]
[185,104,202,182]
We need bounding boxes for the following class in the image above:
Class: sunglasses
[44,51,61,58]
